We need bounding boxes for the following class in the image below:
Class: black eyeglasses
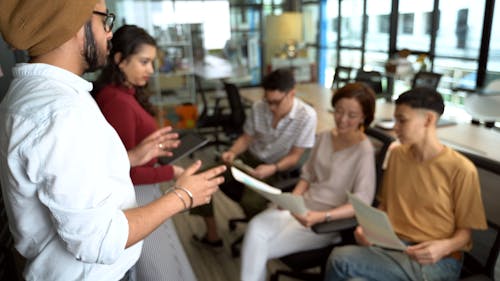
[93,10,115,32]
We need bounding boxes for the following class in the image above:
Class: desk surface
[239,83,500,163]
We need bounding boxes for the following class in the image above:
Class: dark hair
[93,25,157,116]
[331,82,376,128]
[395,87,444,116]
[262,68,295,93]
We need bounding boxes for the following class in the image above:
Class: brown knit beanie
[0,0,99,57]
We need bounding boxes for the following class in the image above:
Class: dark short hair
[262,68,295,93]
[331,82,376,128]
[396,87,444,116]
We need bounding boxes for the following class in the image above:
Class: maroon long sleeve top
[95,84,174,185]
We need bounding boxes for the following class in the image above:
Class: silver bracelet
[170,189,187,209]
[175,186,194,209]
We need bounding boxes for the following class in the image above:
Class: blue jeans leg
[325,245,461,281]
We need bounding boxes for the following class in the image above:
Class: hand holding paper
[231,167,308,215]
[348,193,407,251]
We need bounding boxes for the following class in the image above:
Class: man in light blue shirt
[0,0,225,280]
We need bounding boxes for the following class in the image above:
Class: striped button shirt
[245,98,317,163]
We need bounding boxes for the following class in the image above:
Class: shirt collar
[13,63,93,93]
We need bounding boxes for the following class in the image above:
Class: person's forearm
[229,134,252,155]
[292,179,309,196]
[443,228,471,254]
[275,153,301,171]
[123,192,185,247]
[327,203,355,221]
[274,147,305,172]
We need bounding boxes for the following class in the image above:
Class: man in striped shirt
[191,68,317,247]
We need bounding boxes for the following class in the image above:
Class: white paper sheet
[347,193,407,251]
[232,159,255,174]
[231,167,308,215]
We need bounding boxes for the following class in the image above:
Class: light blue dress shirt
[0,63,142,280]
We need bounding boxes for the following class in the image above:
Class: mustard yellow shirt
[379,145,487,249]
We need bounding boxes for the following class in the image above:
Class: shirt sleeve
[99,95,175,185]
[243,102,258,136]
[293,107,317,148]
[99,97,138,150]
[33,105,133,264]
[452,159,487,230]
[351,141,376,205]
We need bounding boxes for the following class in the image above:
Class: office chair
[354,70,392,101]
[269,127,395,281]
[459,152,500,281]
[332,66,354,89]
[411,71,442,90]
[0,184,24,281]
[195,82,246,151]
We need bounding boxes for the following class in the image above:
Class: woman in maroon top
[93,25,196,281]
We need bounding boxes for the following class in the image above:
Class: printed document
[231,167,308,215]
[232,159,255,174]
[347,192,407,251]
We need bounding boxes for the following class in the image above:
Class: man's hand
[406,240,451,265]
[292,211,325,227]
[174,160,226,207]
[221,150,236,164]
[354,226,372,246]
[250,164,276,179]
[128,127,180,167]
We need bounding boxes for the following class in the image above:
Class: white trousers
[240,208,340,281]
[135,184,197,281]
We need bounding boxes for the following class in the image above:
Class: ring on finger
[158,143,164,149]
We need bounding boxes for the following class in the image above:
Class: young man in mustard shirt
[325,87,487,281]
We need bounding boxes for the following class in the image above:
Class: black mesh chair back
[332,66,354,89]
[354,70,383,94]
[459,152,500,281]
[412,71,442,90]
[223,82,246,138]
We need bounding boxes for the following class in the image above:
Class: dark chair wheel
[231,244,240,258]
[229,220,237,231]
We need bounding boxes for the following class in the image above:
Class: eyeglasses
[93,10,115,33]
[264,94,287,107]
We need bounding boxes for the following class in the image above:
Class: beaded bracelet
[174,186,194,209]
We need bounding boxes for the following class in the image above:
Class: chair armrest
[312,217,358,234]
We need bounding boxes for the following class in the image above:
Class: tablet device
[158,133,209,165]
